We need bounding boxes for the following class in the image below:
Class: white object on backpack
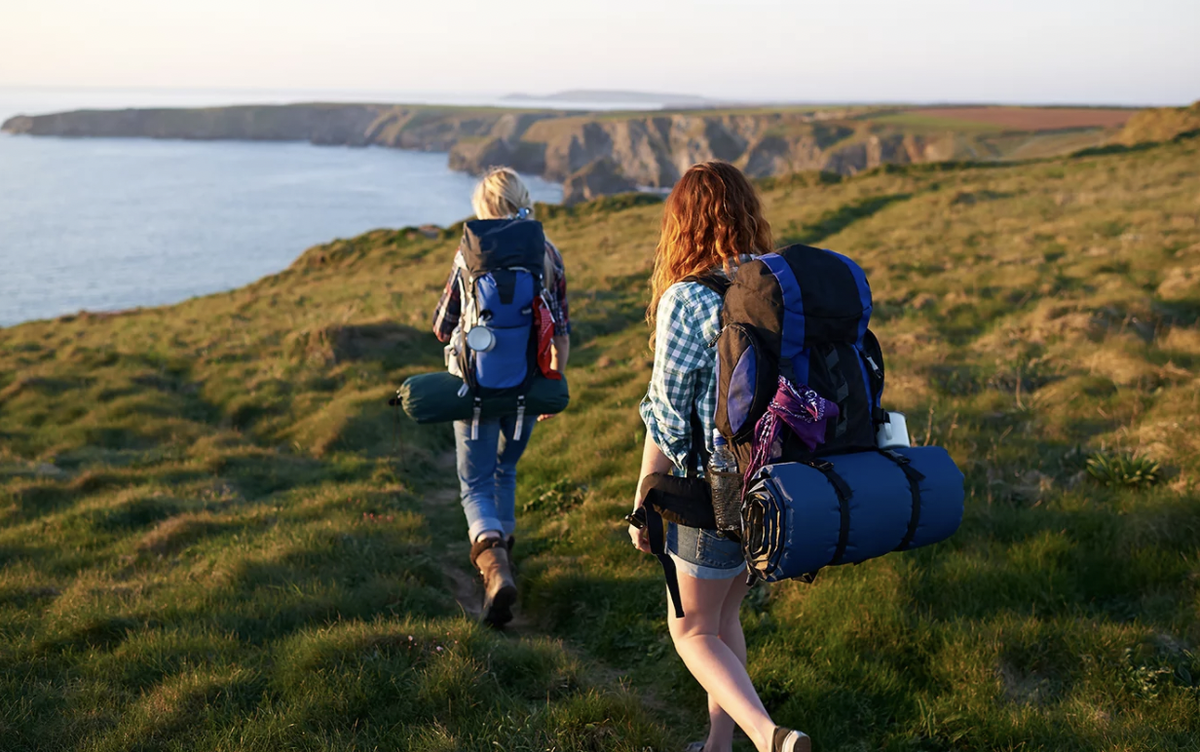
[466,326,496,352]
[876,411,910,449]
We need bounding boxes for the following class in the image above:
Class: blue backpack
[449,216,547,439]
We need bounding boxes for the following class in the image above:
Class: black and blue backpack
[714,244,963,587]
[715,244,885,461]
[638,244,963,618]
[449,215,547,439]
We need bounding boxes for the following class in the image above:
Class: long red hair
[647,161,772,345]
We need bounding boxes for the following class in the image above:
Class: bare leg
[669,572,775,752]
[703,574,753,752]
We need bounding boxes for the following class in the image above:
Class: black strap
[685,406,710,479]
[458,276,479,392]
[877,449,926,551]
[823,346,851,439]
[806,459,854,566]
[679,270,727,477]
[492,268,517,305]
[682,272,731,298]
[644,506,685,618]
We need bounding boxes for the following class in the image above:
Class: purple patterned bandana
[745,377,839,487]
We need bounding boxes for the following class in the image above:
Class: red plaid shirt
[432,239,569,344]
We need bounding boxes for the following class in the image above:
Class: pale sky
[2,0,1197,106]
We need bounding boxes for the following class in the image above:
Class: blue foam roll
[742,447,964,582]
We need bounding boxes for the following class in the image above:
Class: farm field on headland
[895,107,1136,131]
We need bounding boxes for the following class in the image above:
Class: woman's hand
[629,434,673,553]
[628,484,651,553]
[628,522,650,553]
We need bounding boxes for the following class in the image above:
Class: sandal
[772,727,811,752]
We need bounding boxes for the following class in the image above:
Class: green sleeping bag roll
[398,372,570,424]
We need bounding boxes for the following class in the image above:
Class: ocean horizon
[0,87,576,328]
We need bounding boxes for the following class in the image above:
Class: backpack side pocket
[716,323,777,443]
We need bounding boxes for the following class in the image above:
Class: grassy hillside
[1,133,1199,751]
[1116,102,1200,145]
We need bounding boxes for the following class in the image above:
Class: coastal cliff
[2,103,1125,202]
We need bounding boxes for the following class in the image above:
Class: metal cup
[466,326,496,352]
[876,411,911,449]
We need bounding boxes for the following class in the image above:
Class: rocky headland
[2,102,1143,204]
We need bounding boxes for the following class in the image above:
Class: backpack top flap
[462,219,547,277]
[726,245,872,360]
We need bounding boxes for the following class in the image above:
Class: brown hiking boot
[470,537,517,627]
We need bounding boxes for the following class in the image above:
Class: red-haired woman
[631,162,811,752]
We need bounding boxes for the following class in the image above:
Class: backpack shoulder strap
[681,271,731,298]
[685,405,710,479]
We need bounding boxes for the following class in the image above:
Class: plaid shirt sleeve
[639,282,721,474]
[545,240,570,336]
[432,250,464,344]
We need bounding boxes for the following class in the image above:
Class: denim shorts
[666,522,746,580]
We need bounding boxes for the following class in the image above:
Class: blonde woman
[432,167,570,626]
[631,162,810,752]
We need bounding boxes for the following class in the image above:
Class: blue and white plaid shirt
[639,280,724,475]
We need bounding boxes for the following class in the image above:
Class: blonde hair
[472,167,533,220]
[469,166,557,287]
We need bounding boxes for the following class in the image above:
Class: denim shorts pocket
[670,523,743,571]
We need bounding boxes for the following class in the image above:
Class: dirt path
[420,454,534,631]
[416,452,672,718]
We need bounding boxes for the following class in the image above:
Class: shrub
[1086,450,1162,488]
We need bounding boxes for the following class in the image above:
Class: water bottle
[708,429,743,537]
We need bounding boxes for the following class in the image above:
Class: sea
[0,87,663,328]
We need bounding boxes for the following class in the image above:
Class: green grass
[2,135,1199,750]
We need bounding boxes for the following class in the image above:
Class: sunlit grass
[1,134,1198,750]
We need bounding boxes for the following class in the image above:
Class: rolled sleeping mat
[742,446,964,583]
[398,371,569,424]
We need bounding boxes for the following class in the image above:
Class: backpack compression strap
[877,449,927,551]
[805,459,855,566]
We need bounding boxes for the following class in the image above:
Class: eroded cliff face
[3,104,967,198]
[450,112,962,190]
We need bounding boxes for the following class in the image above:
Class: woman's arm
[637,285,706,472]
[628,432,674,552]
[550,334,570,372]
[431,257,463,344]
[629,283,710,552]
[538,335,571,422]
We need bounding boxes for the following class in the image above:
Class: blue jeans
[453,414,538,542]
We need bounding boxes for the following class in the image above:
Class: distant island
[502,89,718,108]
[4,100,1177,205]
